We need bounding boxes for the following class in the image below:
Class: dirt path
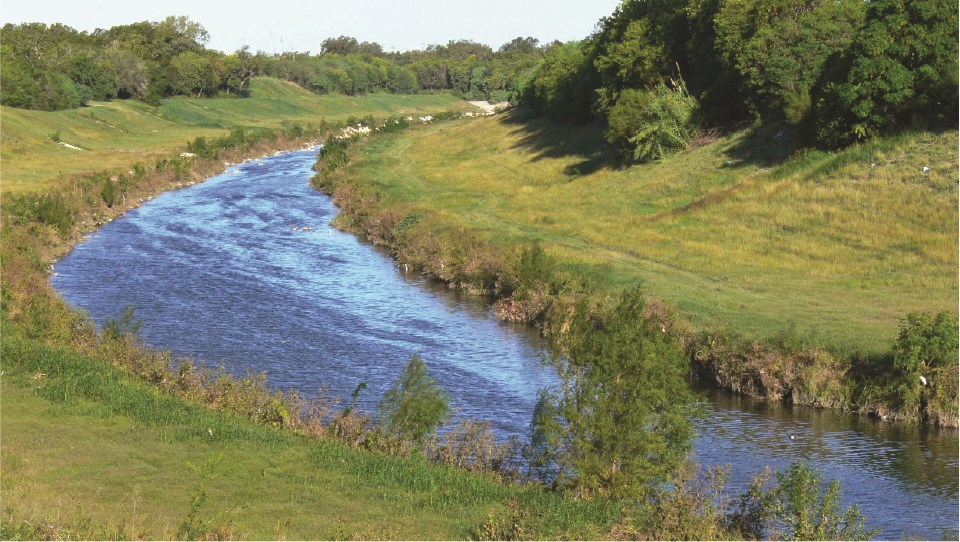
[467,100,508,114]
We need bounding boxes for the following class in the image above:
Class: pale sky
[1,1,623,54]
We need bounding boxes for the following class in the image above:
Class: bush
[604,88,650,152]
[628,78,702,162]
[375,355,450,444]
[767,463,877,540]
[892,311,959,415]
[533,287,698,499]
[7,193,76,236]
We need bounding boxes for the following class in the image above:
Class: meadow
[0,77,471,193]
[343,113,959,352]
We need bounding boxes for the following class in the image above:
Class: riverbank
[0,77,473,194]
[1,114,636,538]
[309,113,958,428]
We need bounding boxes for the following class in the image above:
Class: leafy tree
[169,51,215,97]
[813,0,958,146]
[532,287,697,499]
[376,355,451,444]
[321,36,360,56]
[518,41,596,123]
[103,48,149,99]
[0,46,42,108]
[714,0,865,124]
[498,37,540,55]
[589,0,689,111]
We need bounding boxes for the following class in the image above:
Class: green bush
[533,287,697,499]
[892,311,959,414]
[7,193,75,236]
[628,78,702,162]
[604,88,650,152]
[375,355,451,444]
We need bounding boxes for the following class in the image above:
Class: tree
[498,37,540,55]
[169,51,215,97]
[714,0,865,124]
[532,287,698,499]
[321,35,359,56]
[814,0,958,146]
[376,355,450,444]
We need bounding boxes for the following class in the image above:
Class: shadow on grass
[720,121,804,169]
[500,110,621,177]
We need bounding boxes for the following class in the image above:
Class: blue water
[52,147,958,539]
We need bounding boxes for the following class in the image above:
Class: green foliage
[604,88,650,150]
[714,0,865,124]
[629,78,702,162]
[814,0,959,146]
[6,192,75,235]
[534,287,697,499]
[376,355,451,444]
[102,306,143,341]
[517,41,596,123]
[892,312,959,413]
[768,463,878,540]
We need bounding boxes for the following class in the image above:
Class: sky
[1,0,623,54]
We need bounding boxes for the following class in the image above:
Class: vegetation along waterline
[2,0,957,538]
[310,113,958,428]
[307,0,958,428]
[2,111,887,540]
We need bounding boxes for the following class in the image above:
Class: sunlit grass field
[0,78,471,194]
[346,113,958,351]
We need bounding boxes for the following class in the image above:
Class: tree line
[0,18,548,110]
[514,0,958,151]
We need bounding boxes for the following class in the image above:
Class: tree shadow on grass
[500,109,622,177]
[720,121,804,169]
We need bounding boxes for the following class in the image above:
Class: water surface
[53,148,958,539]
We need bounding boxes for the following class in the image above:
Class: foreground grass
[0,333,620,540]
[344,113,958,352]
[0,78,472,194]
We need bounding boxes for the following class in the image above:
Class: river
[52,147,958,539]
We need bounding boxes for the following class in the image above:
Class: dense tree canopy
[0,19,548,110]
[514,0,957,152]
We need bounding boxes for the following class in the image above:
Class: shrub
[533,287,698,499]
[375,355,450,444]
[628,78,702,162]
[604,88,651,152]
[767,463,877,540]
[7,193,76,236]
[892,311,959,415]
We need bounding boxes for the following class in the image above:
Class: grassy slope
[0,335,617,539]
[0,78,471,194]
[346,113,958,351]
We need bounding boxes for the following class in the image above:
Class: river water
[52,147,958,539]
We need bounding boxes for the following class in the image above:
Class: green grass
[343,113,958,351]
[0,334,620,539]
[0,78,472,194]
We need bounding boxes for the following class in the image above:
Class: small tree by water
[532,287,698,499]
[376,355,451,444]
